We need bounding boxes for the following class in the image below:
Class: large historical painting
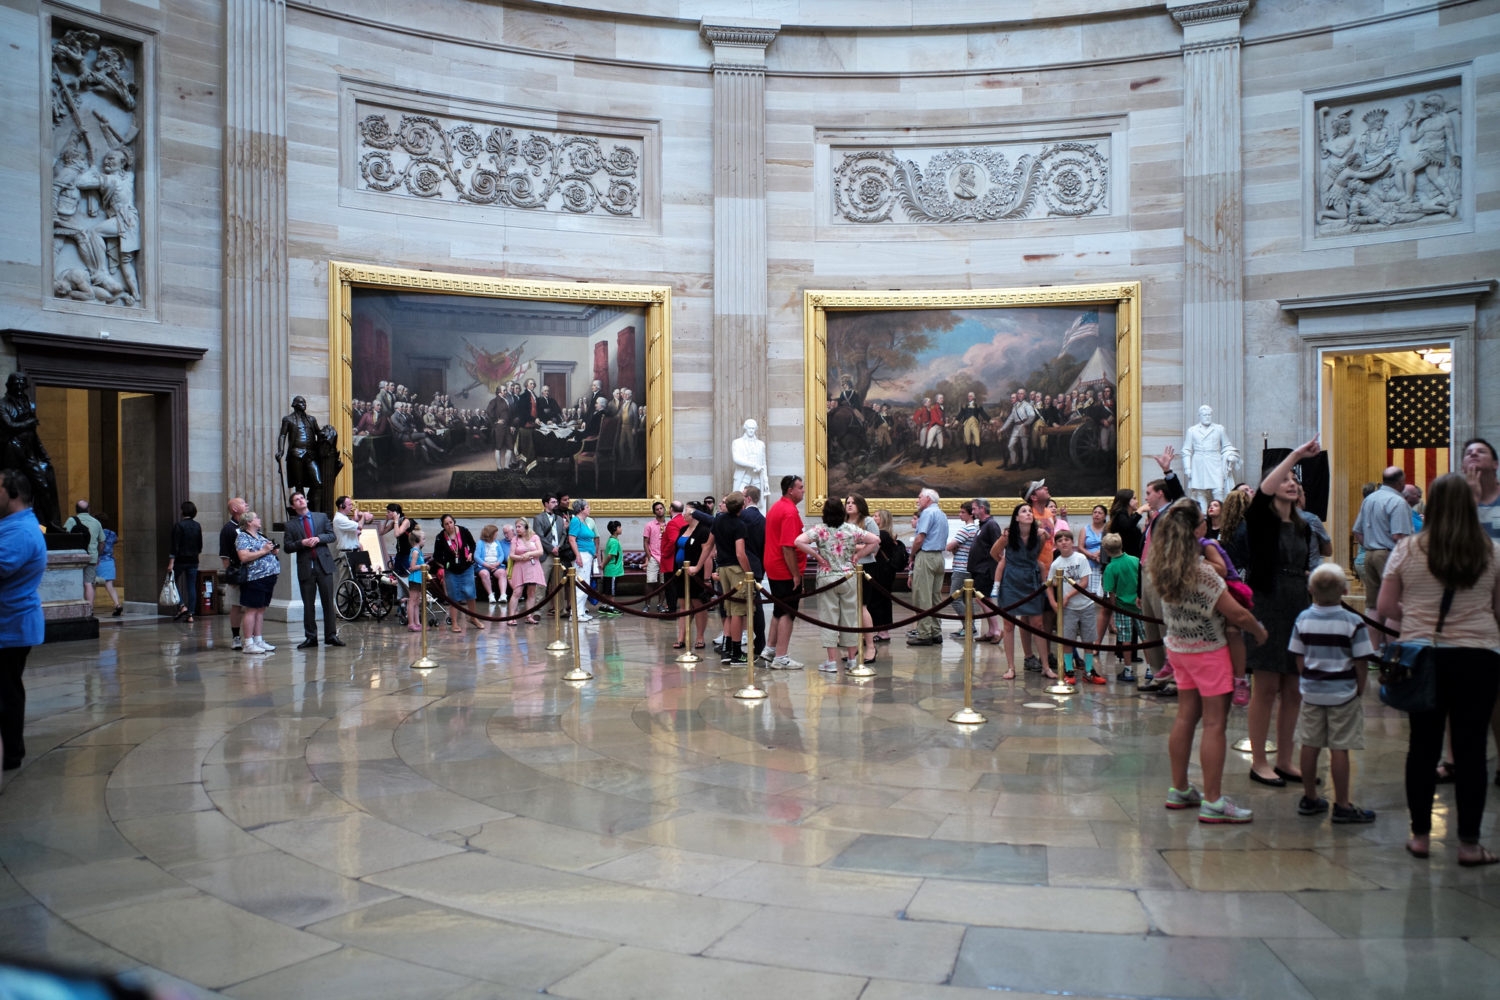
[329,264,672,516]
[805,284,1139,512]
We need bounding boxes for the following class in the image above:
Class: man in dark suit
[283,491,343,649]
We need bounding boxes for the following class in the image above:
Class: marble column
[223,0,288,506]
[1170,1,1252,450]
[700,18,778,497]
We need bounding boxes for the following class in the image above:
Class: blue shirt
[569,516,597,556]
[915,504,948,551]
[0,507,46,648]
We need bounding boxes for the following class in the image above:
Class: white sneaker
[488,594,497,604]
[578,613,595,623]
[242,639,265,654]
[231,636,243,650]
[770,655,804,670]
[257,639,276,652]
[818,660,840,672]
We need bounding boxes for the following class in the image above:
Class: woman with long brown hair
[1378,472,1500,866]
[1149,499,1268,823]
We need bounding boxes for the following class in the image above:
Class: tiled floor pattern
[1,613,1498,998]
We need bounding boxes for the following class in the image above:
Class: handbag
[222,562,243,586]
[159,571,180,607]
[1378,586,1452,713]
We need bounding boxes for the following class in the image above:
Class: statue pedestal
[41,549,99,642]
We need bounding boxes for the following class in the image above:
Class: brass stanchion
[847,568,876,678]
[546,561,568,653]
[676,565,700,663]
[561,567,593,682]
[409,574,439,671]
[734,578,766,700]
[1045,568,1076,696]
[949,580,985,725]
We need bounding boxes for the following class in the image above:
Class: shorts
[1113,602,1140,643]
[769,577,801,619]
[222,582,242,607]
[718,565,750,616]
[83,564,98,585]
[645,555,661,583]
[1360,549,1391,612]
[1295,697,1365,750]
[1165,645,1233,698]
[240,575,277,609]
[1061,604,1098,645]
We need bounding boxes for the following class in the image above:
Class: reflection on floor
[2,611,1498,999]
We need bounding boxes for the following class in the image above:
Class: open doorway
[1319,343,1450,592]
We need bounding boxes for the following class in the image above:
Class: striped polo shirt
[1288,604,1374,706]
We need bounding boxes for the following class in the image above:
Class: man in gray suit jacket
[283,491,343,649]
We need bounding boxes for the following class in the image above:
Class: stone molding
[832,140,1110,224]
[1167,1,1252,26]
[699,18,779,68]
[355,107,644,219]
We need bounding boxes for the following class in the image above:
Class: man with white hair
[907,487,949,646]
[731,419,769,509]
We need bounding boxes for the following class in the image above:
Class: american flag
[1386,374,1450,492]
[1057,310,1099,357]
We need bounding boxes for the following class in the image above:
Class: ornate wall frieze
[1311,79,1465,240]
[354,104,644,219]
[832,140,1109,225]
[48,20,144,308]
[1168,1,1252,27]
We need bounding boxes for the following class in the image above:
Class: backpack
[890,536,909,573]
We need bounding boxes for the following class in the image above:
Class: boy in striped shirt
[1288,563,1376,823]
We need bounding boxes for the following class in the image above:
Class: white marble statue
[1181,404,1241,505]
[731,418,769,509]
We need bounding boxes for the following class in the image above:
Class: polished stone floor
[2,609,1499,999]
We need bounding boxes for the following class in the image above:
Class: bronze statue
[276,396,328,512]
[0,372,62,529]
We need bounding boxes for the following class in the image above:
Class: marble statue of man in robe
[1181,404,1240,506]
[731,419,769,510]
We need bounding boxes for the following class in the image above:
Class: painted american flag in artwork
[1386,374,1450,493]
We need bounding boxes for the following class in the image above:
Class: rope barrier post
[409,574,439,671]
[561,567,593,682]
[676,566,700,664]
[546,561,568,652]
[949,579,985,725]
[734,578,767,700]
[1045,568,1076,696]
[847,568,876,678]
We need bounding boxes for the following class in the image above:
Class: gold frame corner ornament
[327,261,673,518]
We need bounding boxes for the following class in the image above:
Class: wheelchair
[335,551,394,622]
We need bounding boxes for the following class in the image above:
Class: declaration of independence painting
[808,285,1137,508]
[334,265,670,512]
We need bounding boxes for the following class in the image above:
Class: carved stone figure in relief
[49,24,142,307]
[1396,93,1459,216]
[1316,108,1358,221]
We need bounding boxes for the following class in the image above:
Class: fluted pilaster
[224,0,288,508]
[1171,1,1251,451]
[701,19,778,497]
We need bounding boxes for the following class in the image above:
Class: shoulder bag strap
[1435,586,1455,635]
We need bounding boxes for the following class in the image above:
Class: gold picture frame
[329,261,673,517]
[803,282,1141,516]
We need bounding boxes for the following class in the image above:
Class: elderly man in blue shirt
[907,488,949,646]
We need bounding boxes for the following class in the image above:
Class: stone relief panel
[49,22,143,307]
[355,103,644,219]
[832,139,1109,224]
[1312,80,1463,239]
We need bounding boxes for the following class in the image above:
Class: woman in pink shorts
[1148,499,1268,824]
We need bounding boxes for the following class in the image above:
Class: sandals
[1001,670,1016,680]
[408,624,422,632]
[672,641,686,650]
[1459,846,1500,867]
[694,641,706,649]
[527,615,540,625]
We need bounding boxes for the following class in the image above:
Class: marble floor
[2,610,1499,999]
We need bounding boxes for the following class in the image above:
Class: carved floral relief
[832,140,1109,224]
[1313,82,1463,238]
[49,24,143,307]
[356,108,643,218]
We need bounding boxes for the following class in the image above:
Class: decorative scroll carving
[49,24,143,307]
[832,141,1109,224]
[1314,82,1463,238]
[355,108,643,218]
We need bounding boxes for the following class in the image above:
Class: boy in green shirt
[599,520,624,617]
[1099,532,1141,682]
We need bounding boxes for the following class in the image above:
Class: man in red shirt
[659,499,688,616]
[763,475,806,669]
